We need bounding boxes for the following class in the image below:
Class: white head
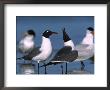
[86,27,94,36]
[82,27,94,45]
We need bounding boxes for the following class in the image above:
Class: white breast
[75,31,94,61]
[64,40,75,50]
[19,36,34,53]
[33,36,52,61]
[75,45,94,61]
[81,31,93,45]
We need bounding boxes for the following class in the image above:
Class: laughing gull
[74,27,94,70]
[41,28,78,74]
[17,29,36,54]
[17,30,58,74]
[42,27,94,73]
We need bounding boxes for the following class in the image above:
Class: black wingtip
[89,56,94,64]
[62,28,65,32]
[62,28,71,42]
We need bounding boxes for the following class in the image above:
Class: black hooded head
[87,27,94,32]
[27,29,36,37]
[42,30,58,38]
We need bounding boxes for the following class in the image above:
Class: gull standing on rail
[18,30,58,74]
[32,30,58,74]
[41,28,78,74]
[75,27,94,70]
[41,27,94,74]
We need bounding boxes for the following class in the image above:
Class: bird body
[74,28,94,62]
[41,27,94,73]
[18,36,35,54]
[41,28,78,74]
[17,47,41,60]
[81,30,94,45]
[47,28,78,63]
[51,46,78,63]
[64,40,75,50]
[75,44,94,61]
[18,30,58,74]
[32,36,52,62]
[18,30,35,54]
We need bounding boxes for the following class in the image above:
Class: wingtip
[62,27,65,32]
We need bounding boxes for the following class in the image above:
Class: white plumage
[81,30,94,45]
[18,35,35,54]
[18,30,36,54]
[32,36,52,62]
[64,40,75,50]
[62,29,94,62]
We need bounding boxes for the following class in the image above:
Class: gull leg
[61,64,63,74]
[38,62,39,74]
[44,62,47,74]
[65,62,68,74]
[81,61,85,70]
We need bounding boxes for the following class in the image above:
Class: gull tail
[89,55,94,64]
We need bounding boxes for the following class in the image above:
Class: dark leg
[61,64,63,74]
[44,63,47,74]
[65,62,68,74]
[81,61,85,70]
[38,62,39,74]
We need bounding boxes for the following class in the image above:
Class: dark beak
[52,32,58,34]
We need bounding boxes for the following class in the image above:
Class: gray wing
[76,50,94,60]
[52,46,78,62]
[40,47,78,67]
[75,44,89,51]
[18,47,41,60]
[17,40,24,52]
[75,44,94,61]
[54,46,72,57]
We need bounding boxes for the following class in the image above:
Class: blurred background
[16,16,94,74]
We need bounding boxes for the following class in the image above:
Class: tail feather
[89,56,94,64]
